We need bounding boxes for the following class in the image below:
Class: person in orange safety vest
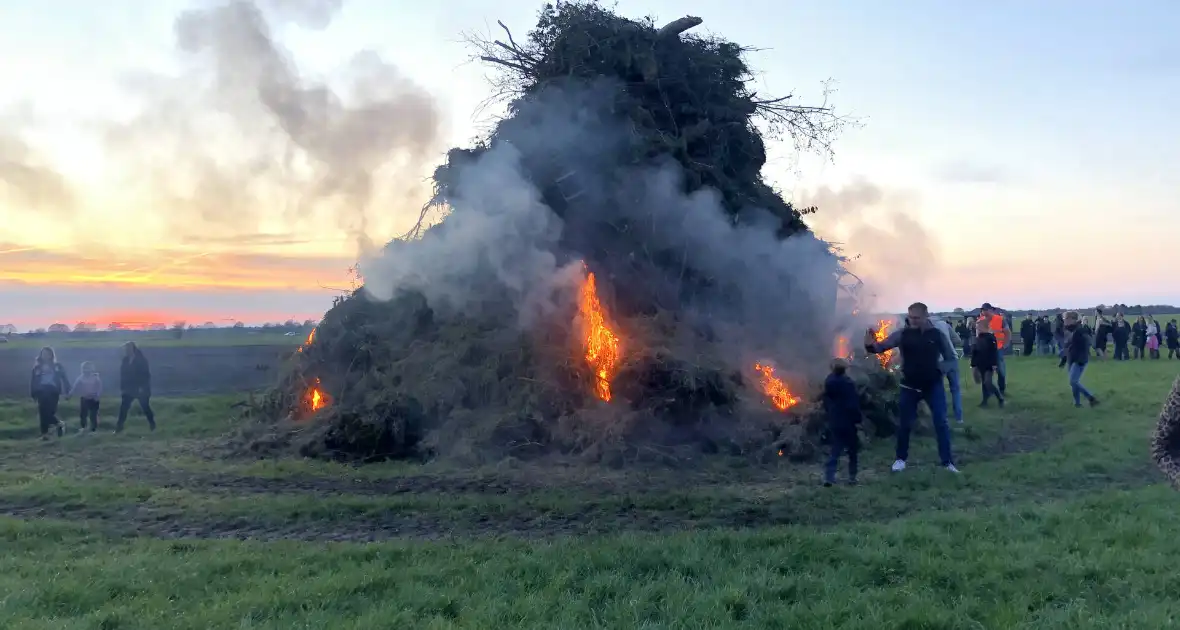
[979,303,1011,395]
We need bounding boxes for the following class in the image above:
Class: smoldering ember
[238,2,903,465]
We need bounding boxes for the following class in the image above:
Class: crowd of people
[820,302,1151,485]
[966,310,1180,362]
[29,342,157,440]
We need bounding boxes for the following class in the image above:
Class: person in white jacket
[930,316,965,423]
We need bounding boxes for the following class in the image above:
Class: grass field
[0,354,1176,628]
[0,330,299,350]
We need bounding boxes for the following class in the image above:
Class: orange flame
[835,336,850,358]
[874,319,895,369]
[753,362,799,411]
[306,378,328,412]
[578,268,621,401]
[297,327,316,353]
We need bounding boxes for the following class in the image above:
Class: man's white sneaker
[891,460,906,472]
[945,464,960,473]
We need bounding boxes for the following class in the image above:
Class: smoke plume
[0,122,75,215]
[361,81,841,374]
[796,177,941,310]
[99,0,442,247]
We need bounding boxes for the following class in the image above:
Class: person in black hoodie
[1036,316,1053,356]
[864,302,959,474]
[1132,316,1148,360]
[955,319,972,356]
[1093,309,1111,360]
[116,341,157,433]
[1167,320,1179,360]
[29,346,70,440]
[822,358,862,486]
[1053,313,1066,357]
[971,320,1004,407]
[1064,311,1100,408]
[1020,315,1036,356]
[1111,313,1132,361]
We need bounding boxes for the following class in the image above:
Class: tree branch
[656,16,703,40]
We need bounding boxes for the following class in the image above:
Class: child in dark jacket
[822,358,862,486]
[971,320,1004,408]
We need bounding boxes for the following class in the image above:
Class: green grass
[0,331,298,350]
[0,354,1176,628]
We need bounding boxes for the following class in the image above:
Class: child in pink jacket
[69,361,103,433]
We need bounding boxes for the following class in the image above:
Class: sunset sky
[1,0,1177,329]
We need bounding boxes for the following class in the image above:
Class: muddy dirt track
[0,345,287,398]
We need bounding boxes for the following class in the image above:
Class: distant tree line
[7,319,317,336]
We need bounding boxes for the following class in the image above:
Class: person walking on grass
[931,315,964,423]
[116,342,156,433]
[1132,315,1148,360]
[1166,319,1179,360]
[864,302,959,474]
[978,303,1010,396]
[1111,313,1132,361]
[29,347,69,440]
[69,361,102,433]
[1146,315,1161,360]
[1064,311,1100,408]
[1020,315,1036,356]
[1053,312,1066,357]
[822,358,862,486]
[970,319,1004,408]
[1036,316,1053,356]
[1093,308,1111,360]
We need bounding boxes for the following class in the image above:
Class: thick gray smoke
[361,141,581,325]
[797,177,942,311]
[102,0,441,246]
[361,82,842,374]
[0,108,75,215]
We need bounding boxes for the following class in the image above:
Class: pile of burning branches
[237,2,896,465]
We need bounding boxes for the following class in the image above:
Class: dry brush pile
[237,2,899,465]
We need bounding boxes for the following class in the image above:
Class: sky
[1,0,1177,329]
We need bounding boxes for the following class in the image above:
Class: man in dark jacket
[1111,313,1132,360]
[1035,316,1053,355]
[116,342,157,432]
[1132,317,1148,360]
[822,358,862,486]
[1053,313,1066,356]
[864,302,959,474]
[1020,315,1036,356]
[1166,320,1179,360]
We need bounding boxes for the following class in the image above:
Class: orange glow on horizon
[0,247,352,292]
[20,309,317,330]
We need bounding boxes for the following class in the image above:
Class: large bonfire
[241,2,899,463]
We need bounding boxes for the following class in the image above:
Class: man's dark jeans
[897,382,954,466]
[116,393,157,432]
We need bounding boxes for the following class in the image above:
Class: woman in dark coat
[116,342,157,432]
[30,346,69,439]
[1132,316,1148,360]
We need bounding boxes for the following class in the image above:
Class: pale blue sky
[1,1,1177,326]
